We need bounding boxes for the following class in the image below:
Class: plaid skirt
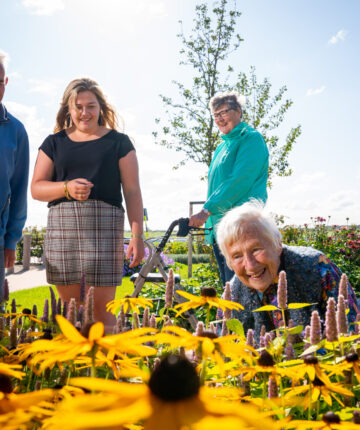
[44,200,124,287]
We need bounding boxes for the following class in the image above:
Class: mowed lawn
[9,277,134,316]
[8,263,192,316]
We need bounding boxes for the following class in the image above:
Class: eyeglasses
[212,107,233,120]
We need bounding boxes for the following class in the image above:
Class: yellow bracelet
[63,181,71,200]
[132,233,144,239]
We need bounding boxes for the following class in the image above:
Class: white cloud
[22,0,64,15]
[5,101,48,150]
[306,86,325,96]
[27,78,62,98]
[328,29,347,45]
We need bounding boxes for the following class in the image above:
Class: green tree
[153,0,301,186]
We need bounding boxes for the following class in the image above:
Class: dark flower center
[322,412,340,424]
[303,355,318,365]
[346,352,359,363]
[312,377,325,387]
[200,330,218,339]
[200,287,217,298]
[258,350,275,367]
[22,308,32,315]
[41,328,53,340]
[0,374,13,394]
[149,354,200,402]
[81,323,94,338]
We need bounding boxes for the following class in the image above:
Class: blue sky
[1,0,359,229]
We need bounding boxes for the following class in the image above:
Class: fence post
[22,233,31,271]
[188,201,205,278]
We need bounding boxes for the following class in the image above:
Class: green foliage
[281,217,360,294]
[236,66,301,187]
[153,0,301,184]
[16,226,46,263]
[164,241,188,254]
[167,254,210,264]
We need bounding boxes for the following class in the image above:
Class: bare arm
[119,150,144,267]
[31,150,93,202]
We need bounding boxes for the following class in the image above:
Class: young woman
[31,78,144,332]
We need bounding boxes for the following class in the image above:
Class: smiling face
[213,104,242,135]
[69,90,101,134]
[226,228,282,293]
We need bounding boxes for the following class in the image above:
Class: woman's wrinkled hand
[189,209,210,227]
[67,178,94,201]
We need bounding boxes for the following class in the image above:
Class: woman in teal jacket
[189,92,269,285]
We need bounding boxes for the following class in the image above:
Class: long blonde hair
[54,78,119,133]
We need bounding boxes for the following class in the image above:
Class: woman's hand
[67,178,94,201]
[189,209,210,227]
[126,237,145,268]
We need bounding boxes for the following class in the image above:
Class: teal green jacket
[203,122,268,243]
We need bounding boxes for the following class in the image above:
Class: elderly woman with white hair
[216,202,359,334]
[189,92,269,286]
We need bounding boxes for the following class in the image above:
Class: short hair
[54,77,119,133]
[0,50,9,73]
[209,91,246,116]
[216,201,282,267]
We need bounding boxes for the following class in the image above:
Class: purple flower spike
[42,299,49,323]
[165,269,174,309]
[325,297,338,342]
[338,273,349,302]
[310,311,322,345]
[3,279,9,302]
[246,329,254,347]
[84,287,95,326]
[66,298,77,326]
[336,294,348,335]
[79,273,86,303]
[277,270,287,310]
[268,376,278,398]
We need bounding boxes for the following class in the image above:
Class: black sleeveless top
[40,129,135,208]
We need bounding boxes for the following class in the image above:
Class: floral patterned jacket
[230,245,359,335]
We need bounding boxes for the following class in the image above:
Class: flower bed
[1,265,360,430]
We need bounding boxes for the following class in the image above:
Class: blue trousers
[212,240,235,286]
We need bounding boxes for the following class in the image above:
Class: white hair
[216,201,282,267]
[0,50,9,73]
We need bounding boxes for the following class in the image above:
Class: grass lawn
[8,263,196,316]
[9,277,134,316]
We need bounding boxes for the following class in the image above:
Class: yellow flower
[44,355,277,430]
[155,326,255,376]
[284,376,354,409]
[106,297,153,315]
[18,316,157,373]
[174,287,244,317]
[0,363,24,380]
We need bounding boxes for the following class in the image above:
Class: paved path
[6,264,51,293]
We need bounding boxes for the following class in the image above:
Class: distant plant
[16,226,46,263]
[281,217,360,293]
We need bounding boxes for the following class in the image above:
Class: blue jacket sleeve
[4,124,30,250]
[204,132,268,214]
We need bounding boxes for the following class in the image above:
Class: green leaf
[158,307,166,318]
[287,302,315,309]
[226,319,245,339]
[253,305,279,312]
[285,325,303,335]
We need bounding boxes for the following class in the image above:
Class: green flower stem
[205,305,211,330]
[90,345,98,379]
[308,381,312,420]
[200,358,208,385]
